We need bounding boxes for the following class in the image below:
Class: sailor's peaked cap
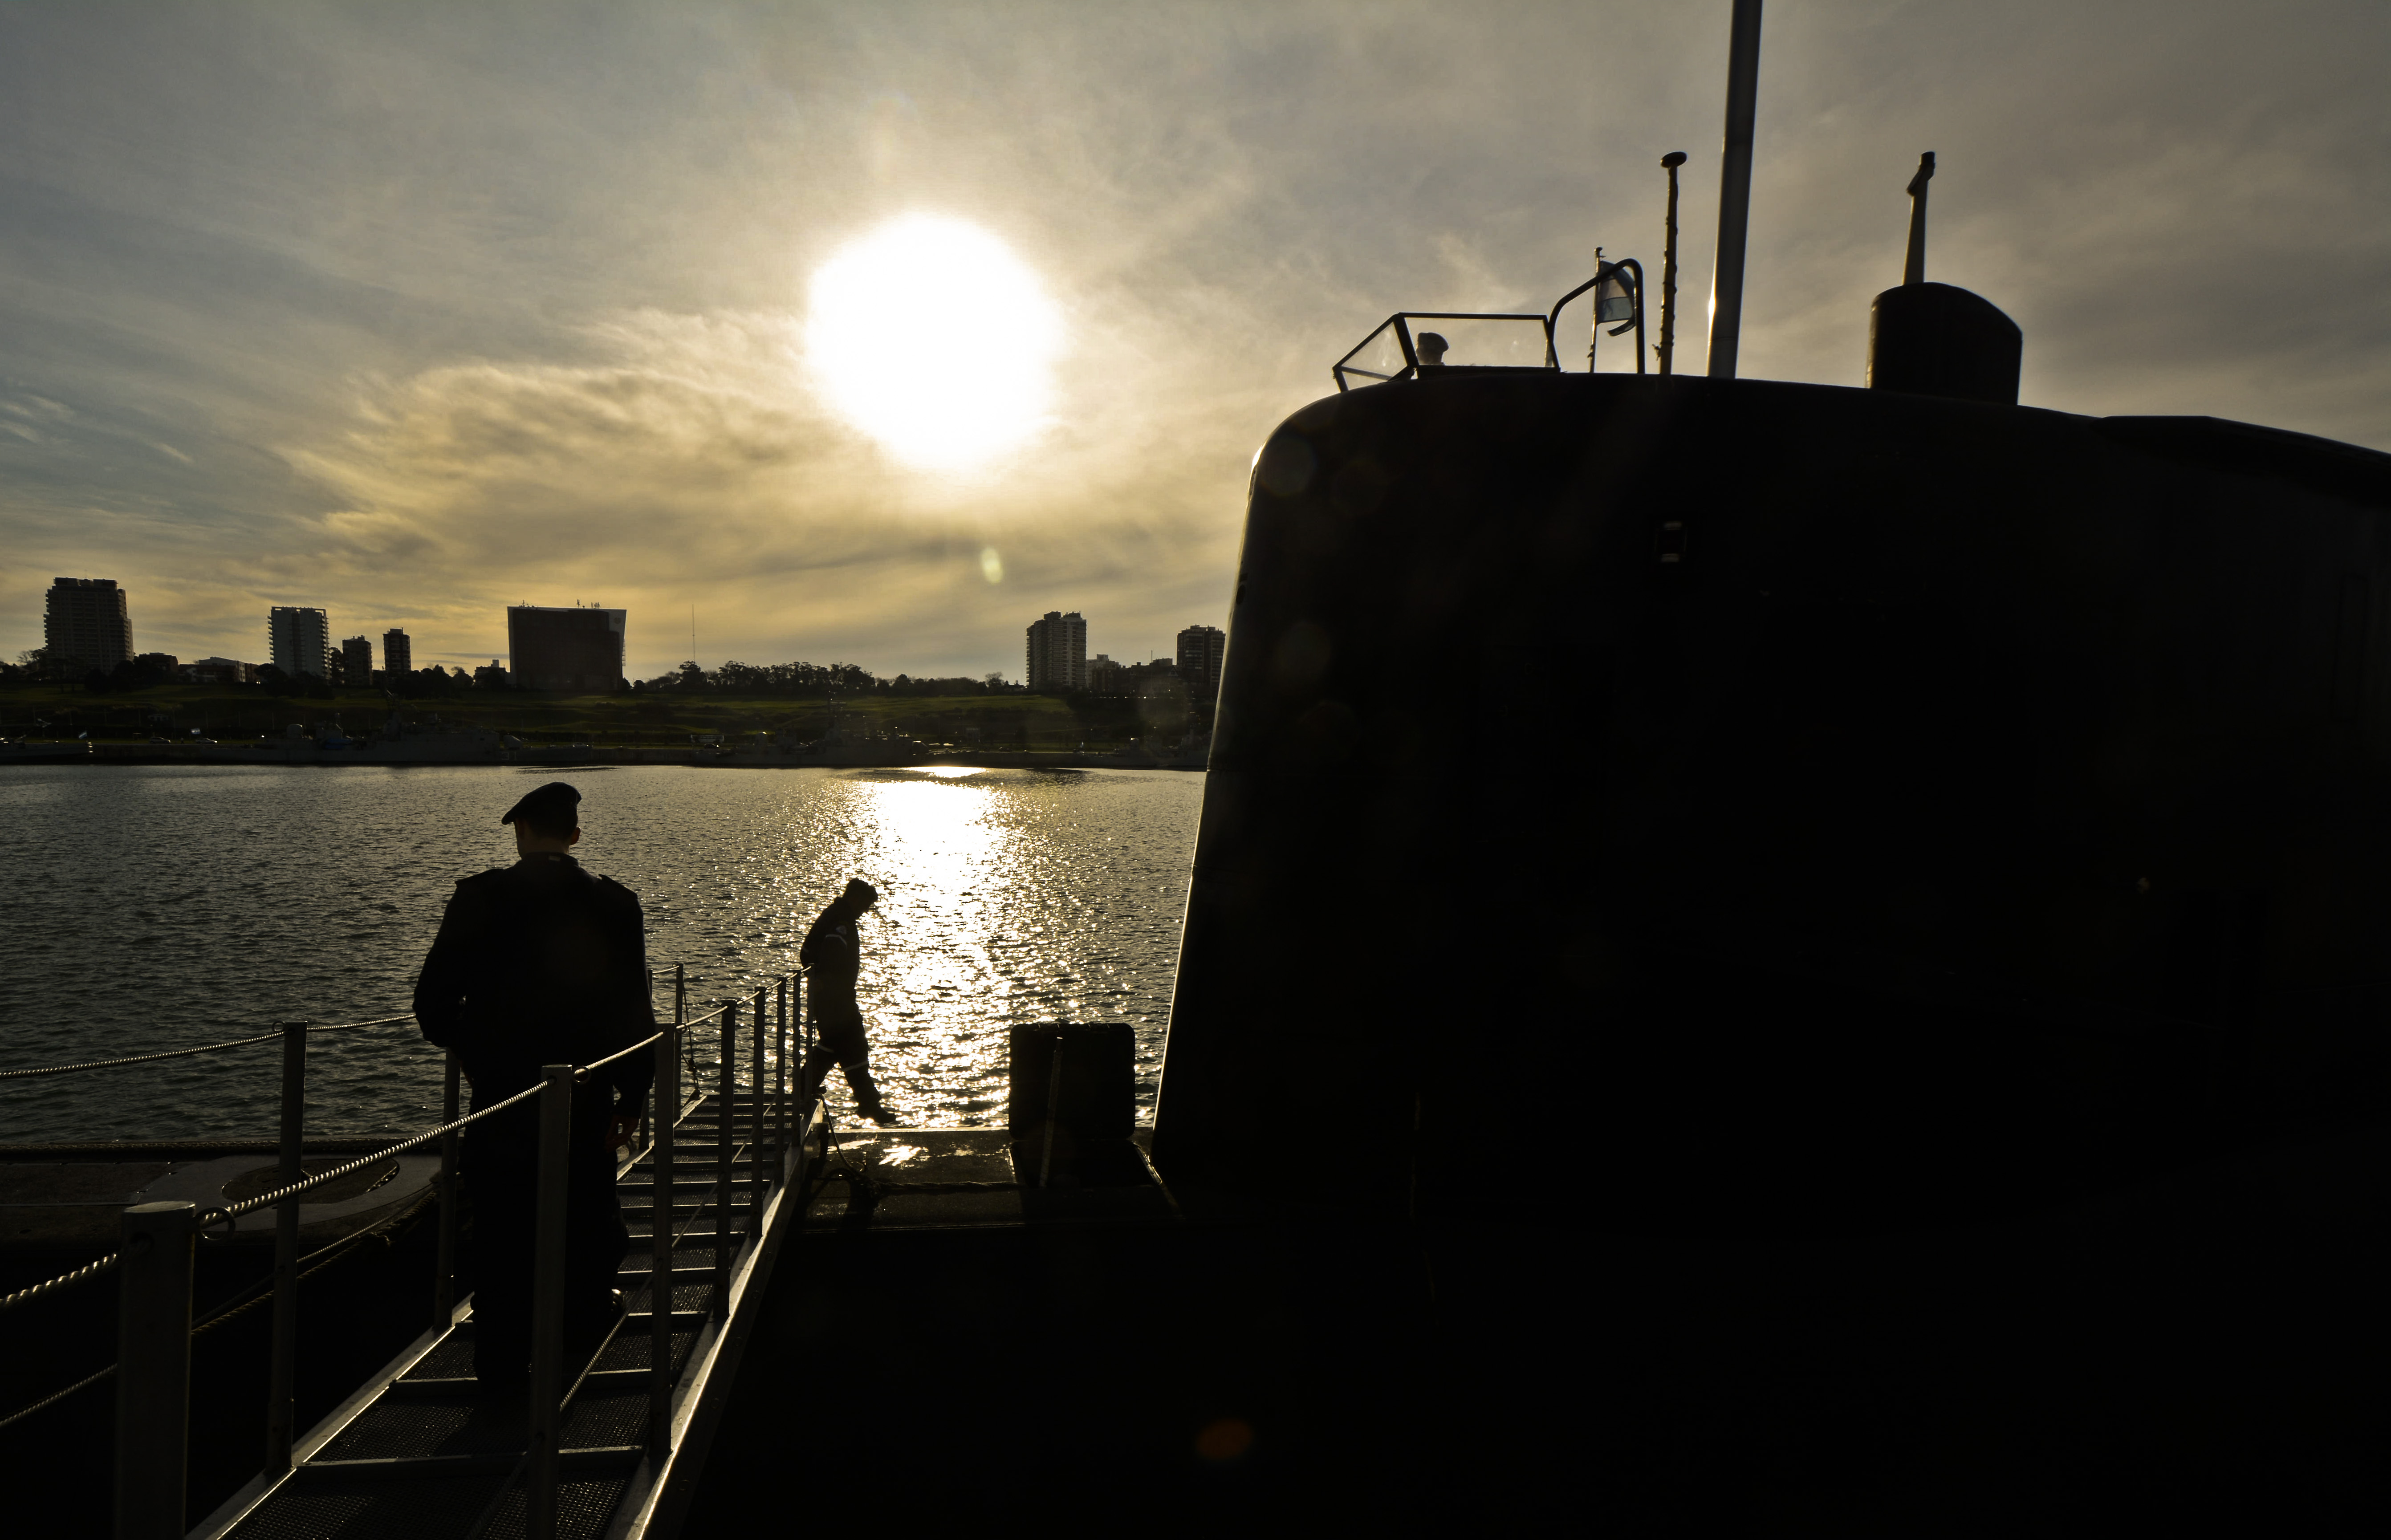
[501,781,581,826]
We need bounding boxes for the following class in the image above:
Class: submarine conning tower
[1151,175,2391,1231]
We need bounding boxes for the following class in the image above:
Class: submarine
[1153,45,2391,1233]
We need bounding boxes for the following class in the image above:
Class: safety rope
[0,1251,123,1316]
[0,1184,435,1431]
[210,1083,542,1222]
[0,1015,414,1080]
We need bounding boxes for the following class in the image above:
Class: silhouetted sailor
[1415,330,1451,366]
[799,878,900,1126]
[413,780,656,1401]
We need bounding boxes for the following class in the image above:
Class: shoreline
[0,746,1207,770]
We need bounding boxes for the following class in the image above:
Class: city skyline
[3,4,2386,679]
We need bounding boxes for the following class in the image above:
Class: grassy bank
[0,683,1198,752]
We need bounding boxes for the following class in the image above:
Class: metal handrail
[0,1014,414,1079]
[0,1180,434,1432]
[7,960,820,1540]
[205,1082,544,1224]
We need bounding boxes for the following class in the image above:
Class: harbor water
[0,763,1202,1143]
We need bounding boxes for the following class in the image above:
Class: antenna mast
[1705,0,1765,379]
[1903,152,1936,285]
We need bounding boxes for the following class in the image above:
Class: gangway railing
[0,962,823,1539]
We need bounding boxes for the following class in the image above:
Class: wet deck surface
[796,1126,1177,1232]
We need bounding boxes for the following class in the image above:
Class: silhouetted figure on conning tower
[1415,330,1450,367]
[412,780,655,1410]
[800,878,901,1126]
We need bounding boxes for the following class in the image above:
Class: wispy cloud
[1,1,2385,672]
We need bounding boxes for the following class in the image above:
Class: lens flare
[807,214,1064,470]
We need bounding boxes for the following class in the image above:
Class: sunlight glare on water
[0,764,1200,1142]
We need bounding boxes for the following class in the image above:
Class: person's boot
[798,1046,840,1105]
[844,1061,901,1126]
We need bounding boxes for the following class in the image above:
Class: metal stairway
[192,1086,818,1540]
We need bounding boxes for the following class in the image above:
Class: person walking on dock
[799,877,901,1126]
[412,780,657,1404]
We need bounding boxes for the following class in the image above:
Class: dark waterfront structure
[507,605,626,694]
[43,576,134,673]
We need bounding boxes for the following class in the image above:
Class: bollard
[525,1064,573,1540]
[715,1003,736,1314]
[433,1049,461,1327]
[1039,1038,1066,1189]
[649,1020,677,1458]
[114,1201,196,1540]
[265,1021,306,1475]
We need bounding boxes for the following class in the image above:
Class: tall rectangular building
[382,628,413,679]
[507,605,626,693]
[269,607,331,679]
[340,636,374,687]
[1026,610,1086,693]
[1177,623,1227,700]
[45,577,134,673]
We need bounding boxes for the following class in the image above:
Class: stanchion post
[751,987,766,1217]
[434,1049,461,1327]
[526,1064,574,1540]
[114,1201,197,1540]
[775,978,789,1175]
[715,1002,736,1314]
[649,1019,677,1458]
[674,963,688,1101]
[265,1020,306,1475]
[638,969,654,1151]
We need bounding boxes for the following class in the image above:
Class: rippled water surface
[0,764,1203,1142]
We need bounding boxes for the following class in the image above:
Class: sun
[806,214,1065,470]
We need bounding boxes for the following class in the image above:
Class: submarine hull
[1155,371,2391,1227]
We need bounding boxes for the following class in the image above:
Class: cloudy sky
[2,1,2385,679]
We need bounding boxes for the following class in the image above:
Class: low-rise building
[183,657,252,685]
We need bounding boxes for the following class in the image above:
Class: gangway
[0,965,820,1540]
[191,1089,819,1538]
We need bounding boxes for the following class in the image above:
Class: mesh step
[295,1447,641,1485]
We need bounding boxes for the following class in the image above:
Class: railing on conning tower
[0,961,826,1540]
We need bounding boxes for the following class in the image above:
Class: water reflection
[0,764,1200,1141]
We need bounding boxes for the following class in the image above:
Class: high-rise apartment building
[1026,610,1086,693]
[269,607,332,679]
[45,577,135,673]
[340,636,374,687]
[1177,624,1227,699]
[1087,653,1124,692]
[382,628,413,680]
[508,605,626,693]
